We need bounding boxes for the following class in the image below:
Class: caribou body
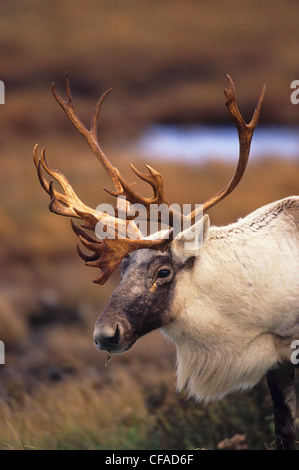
[34,74,298,449]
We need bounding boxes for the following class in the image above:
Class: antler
[34,74,265,284]
[202,75,266,212]
[104,75,266,225]
[34,73,173,284]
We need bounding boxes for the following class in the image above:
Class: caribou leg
[266,364,297,450]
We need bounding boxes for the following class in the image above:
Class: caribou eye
[157,269,171,279]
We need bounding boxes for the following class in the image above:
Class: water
[130,125,299,163]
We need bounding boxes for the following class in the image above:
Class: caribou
[34,74,299,450]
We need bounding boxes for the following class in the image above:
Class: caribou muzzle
[93,319,132,354]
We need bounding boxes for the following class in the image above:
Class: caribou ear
[170,214,210,264]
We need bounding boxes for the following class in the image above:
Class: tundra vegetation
[0,0,299,450]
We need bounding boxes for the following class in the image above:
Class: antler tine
[34,143,98,222]
[90,88,112,139]
[34,143,83,218]
[52,72,122,193]
[34,147,51,194]
[200,75,266,214]
[33,143,137,239]
[130,164,170,205]
[76,244,99,263]
[104,164,169,207]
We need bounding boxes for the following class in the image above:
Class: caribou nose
[93,324,121,351]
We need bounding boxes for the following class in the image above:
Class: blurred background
[0,0,298,450]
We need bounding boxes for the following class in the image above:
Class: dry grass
[0,374,149,450]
